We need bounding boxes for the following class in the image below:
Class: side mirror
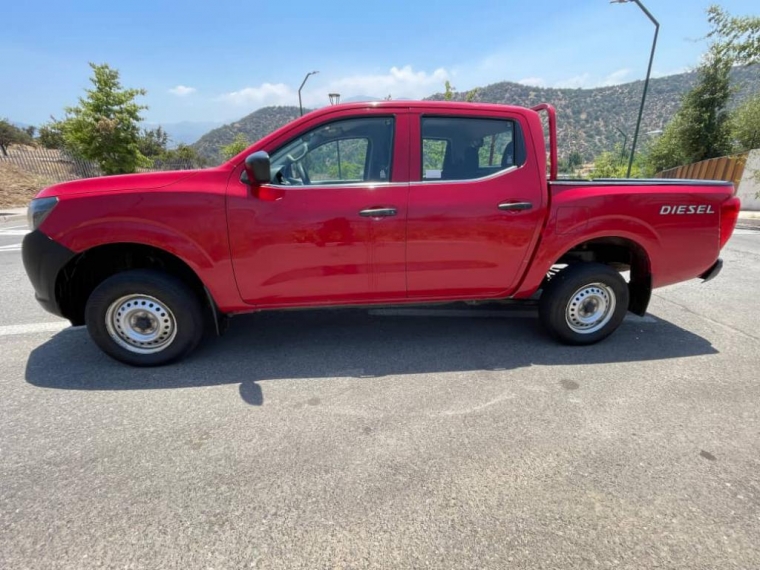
[244,151,271,184]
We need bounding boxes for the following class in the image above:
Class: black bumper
[699,258,723,283]
[22,230,76,318]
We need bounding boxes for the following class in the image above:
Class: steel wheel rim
[105,294,177,354]
[565,282,616,334]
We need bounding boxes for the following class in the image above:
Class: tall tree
[708,5,760,65]
[731,94,760,152]
[644,37,734,173]
[443,81,455,101]
[59,63,148,175]
[677,44,734,161]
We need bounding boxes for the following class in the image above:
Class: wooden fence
[0,146,201,185]
[656,152,748,186]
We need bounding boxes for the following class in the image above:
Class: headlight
[27,197,59,231]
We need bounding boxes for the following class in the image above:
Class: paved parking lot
[1,214,759,569]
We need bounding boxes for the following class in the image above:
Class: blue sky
[1,0,757,126]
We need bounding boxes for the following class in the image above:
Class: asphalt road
[1,215,759,569]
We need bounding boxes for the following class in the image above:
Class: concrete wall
[737,149,760,211]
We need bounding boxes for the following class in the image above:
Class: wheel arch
[534,235,653,316]
[55,242,222,328]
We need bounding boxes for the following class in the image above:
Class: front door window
[269,117,395,186]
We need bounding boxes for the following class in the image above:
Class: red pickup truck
[22,101,741,366]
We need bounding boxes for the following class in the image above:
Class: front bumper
[699,258,723,283]
[21,230,76,318]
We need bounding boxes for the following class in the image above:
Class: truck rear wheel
[85,269,204,366]
[539,263,629,345]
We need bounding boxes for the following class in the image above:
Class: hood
[36,170,201,198]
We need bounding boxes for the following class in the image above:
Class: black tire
[85,269,205,366]
[539,263,629,345]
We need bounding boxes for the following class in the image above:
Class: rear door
[406,109,545,298]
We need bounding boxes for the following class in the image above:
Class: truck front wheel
[84,269,204,366]
[539,263,629,345]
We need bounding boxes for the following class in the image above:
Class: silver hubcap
[565,283,616,334]
[105,294,177,354]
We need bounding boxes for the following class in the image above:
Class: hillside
[192,106,303,162]
[193,67,760,162]
[428,66,760,160]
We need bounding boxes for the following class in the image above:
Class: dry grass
[0,162,53,209]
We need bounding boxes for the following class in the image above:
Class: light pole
[298,71,319,116]
[611,0,659,178]
[615,127,629,158]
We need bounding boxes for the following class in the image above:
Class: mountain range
[189,66,759,163]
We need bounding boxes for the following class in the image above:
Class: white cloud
[168,85,197,97]
[517,77,546,87]
[214,66,451,113]
[322,65,449,102]
[218,82,294,106]
[600,68,631,86]
[555,73,591,89]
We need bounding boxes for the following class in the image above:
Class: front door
[406,112,545,299]
[227,113,409,307]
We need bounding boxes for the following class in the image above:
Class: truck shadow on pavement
[25,306,718,405]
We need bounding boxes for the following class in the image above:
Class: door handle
[498,201,533,212]
[359,207,397,217]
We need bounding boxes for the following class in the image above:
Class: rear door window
[421,117,525,181]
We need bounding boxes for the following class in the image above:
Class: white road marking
[734,229,759,235]
[0,226,30,237]
[0,321,72,337]
[0,244,22,252]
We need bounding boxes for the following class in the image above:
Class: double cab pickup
[23,101,741,365]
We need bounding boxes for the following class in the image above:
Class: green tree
[37,120,65,149]
[161,144,206,163]
[137,126,169,158]
[568,151,583,171]
[678,45,734,161]
[58,63,148,175]
[707,4,760,65]
[731,94,760,151]
[643,43,733,174]
[0,118,33,156]
[643,115,690,175]
[443,81,455,101]
[592,144,642,178]
[220,133,249,160]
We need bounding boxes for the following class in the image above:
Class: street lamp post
[615,127,629,158]
[298,71,319,116]
[611,0,659,178]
